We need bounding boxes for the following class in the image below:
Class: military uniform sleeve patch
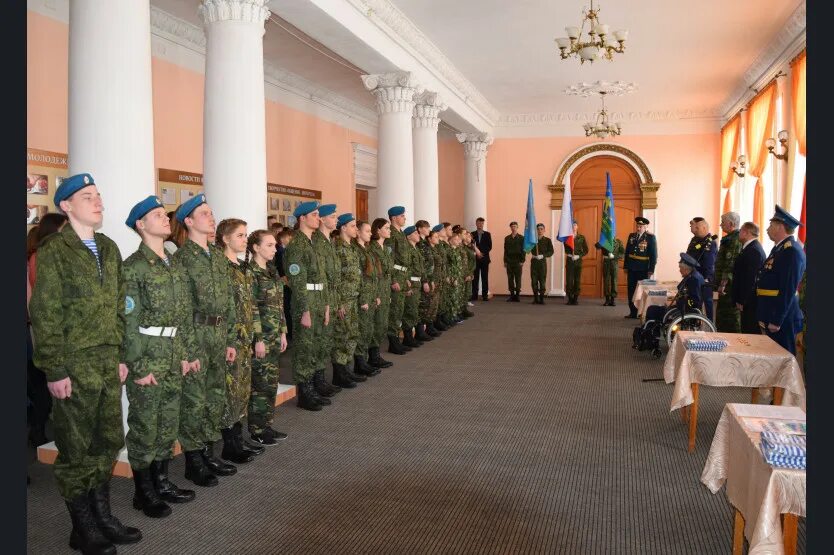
[288,263,301,276]
[784,241,792,248]
[125,296,135,314]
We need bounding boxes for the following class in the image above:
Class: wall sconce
[766,130,789,161]
[730,154,746,178]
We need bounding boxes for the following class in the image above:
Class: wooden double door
[568,155,643,299]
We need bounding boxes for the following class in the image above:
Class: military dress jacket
[624,231,657,273]
[755,236,806,329]
[564,235,589,261]
[675,270,705,314]
[686,234,719,283]
[503,234,525,265]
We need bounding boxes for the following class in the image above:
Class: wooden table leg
[688,383,700,453]
[773,387,785,406]
[782,513,798,555]
[733,509,745,555]
[680,405,689,423]
[751,388,759,404]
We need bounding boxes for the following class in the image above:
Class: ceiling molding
[564,81,638,97]
[347,0,500,126]
[719,0,806,123]
[496,109,722,127]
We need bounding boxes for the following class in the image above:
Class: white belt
[393,264,407,271]
[410,276,421,282]
[306,283,324,291]
[139,326,177,337]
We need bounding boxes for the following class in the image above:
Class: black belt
[194,313,224,326]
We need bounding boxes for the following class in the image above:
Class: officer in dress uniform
[624,217,658,318]
[685,217,718,321]
[756,205,806,355]
[644,253,704,323]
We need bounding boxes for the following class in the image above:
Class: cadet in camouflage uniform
[355,220,386,372]
[596,237,624,306]
[216,219,261,465]
[123,196,199,519]
[384,206,411,353]
[331,213,366,387]
[246,229,289,445]
[461,230,477,317]
[446,231,464,322]
[312,203,342,399]
[30,174,142,553]
[503,222,525,301]
[530,223,554,305]
[429,225,448,332]
[173,194,238,486]
[565,222,589,305]
[437,223,458,326]
[370,218,403,356]
[415,221,440,338]
[402,226,426,347]
[715,212,743,332]
[284,201,331,411]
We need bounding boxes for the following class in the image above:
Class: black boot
[426,322,442,337]
[368,347,393,368]
[531,292,539,304]
[184,449,219,487]
[131,468,171,518]
[505,294,514,302]
[202,441,237,476]
[239,422,266,457]
[387,334,408,355]
[433,318,448,332]
[462,308,475,318]
[344,360,368,382]
[66,495,117,555]
[89,481,142,544]
[540,293,546,304]
[151,459,195,503]
[355,354,380,376]
[512,292,521,302]
[221,426,254,464]
[308,377,332,405]
[332,362,358,388]
[610,297,616,306]
[296,380,323,411]
[313,369,341,397]
[402,327,420,348]
[415,323,433,342]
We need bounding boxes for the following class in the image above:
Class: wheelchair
[632,288,717,359]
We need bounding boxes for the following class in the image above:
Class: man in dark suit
[471,217,492,301]
[731,222,766,334]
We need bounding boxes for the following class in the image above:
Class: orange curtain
[746,82,777,232]
[791,50,806,157]
[798,177,806,243]
[720,115,741,193]
[722,189,732,214]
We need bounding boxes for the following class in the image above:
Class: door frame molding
[547,143,660,297]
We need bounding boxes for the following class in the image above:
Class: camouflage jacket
[431,242,446,284]
[354,241,380,306]
[446,244,462,282]
[565,234,589,259]
[715,230,742,286]
[172,239,237,346]
[464,244,476,276]
[313,230,340,307]
[407,242,425,286]
[385,226,410,286]
[369,240,393,298]
[247,261,286,340]
[30,225,126,381]
[599,238,625,261]
[122,242,198,377]
[416,238,435,282]
[284,230,327,314]
[226,258,261,346]
[334,237,361,304]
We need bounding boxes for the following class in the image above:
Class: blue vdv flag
[598,172,617,252]
[523,178,537,252]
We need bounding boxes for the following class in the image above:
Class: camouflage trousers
[566,260,583,297]
[387,282,407,336]
[317,293,337,369]
[125,344,183,469]
[291,290,326,383]
[715,291,741,333]
[403,284,420,328]
[333,298,360,365]
[374,286,392,347]
[248,337,280,435]
[356,300,376,355]
[419,285,436,324]
[441,279,459,317]
[52,346,123,500]
[179,324,226,450]
[220,338,252,429]
[531,260,547,294]
[603,259,618,298]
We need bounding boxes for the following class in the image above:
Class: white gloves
[535,254,544,260]
[608,253,614,259]
[571,255,579,261]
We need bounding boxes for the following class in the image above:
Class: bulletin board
[267,183,322,228]
[156,168,204,213]
[27,148,68,231]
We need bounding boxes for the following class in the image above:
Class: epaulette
[784,241,792,249]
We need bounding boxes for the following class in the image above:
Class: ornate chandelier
[555,0,628,64]
[583,92,621,138]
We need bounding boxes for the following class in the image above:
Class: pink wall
[27,11,68,153]
[485,135,720,294]
[437,137,464,223]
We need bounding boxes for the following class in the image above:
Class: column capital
[362,72,423,115]
[200,0,270,25]
[456,132,494,159]
[412,91,447,129]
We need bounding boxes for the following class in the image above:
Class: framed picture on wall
[28,204,48,225]
[27,174,48,195]
[270,197,280,210]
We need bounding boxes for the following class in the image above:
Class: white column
[68,0,156,257]
[456,132,493,231]
[412,91,446,224]
[362,72,421,219]
[200,0,270,228]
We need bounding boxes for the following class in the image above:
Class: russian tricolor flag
[557,181,574,250]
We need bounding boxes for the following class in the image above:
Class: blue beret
[293,200,320,218]
[318,203,337,217]
[54,173,95,205]
[175,193,207,223]
[388,205,405,217]
[770,204,802,228]
[679,252,700,270]
[403,225,417,236]
[126,195,164,229]
[431,224,444,232]
[336,213,355,228]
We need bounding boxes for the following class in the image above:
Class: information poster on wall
[156,168,203,213]
[27,148,68,231]
[267,183,322,228]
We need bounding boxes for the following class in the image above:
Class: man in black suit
[731,221,766,334]
[471,217,492,301]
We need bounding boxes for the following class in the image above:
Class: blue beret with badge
[126,195,164,229]
[293,200,320,218]
[679,252,700,270]
[403,225,417,236]
[175,193,207,223]
[318,203,337,217]
[431,224,444,232]
[770,204,802,228]
[54,173,95,206]
[336,213,355,228]
[388,205,405,217]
